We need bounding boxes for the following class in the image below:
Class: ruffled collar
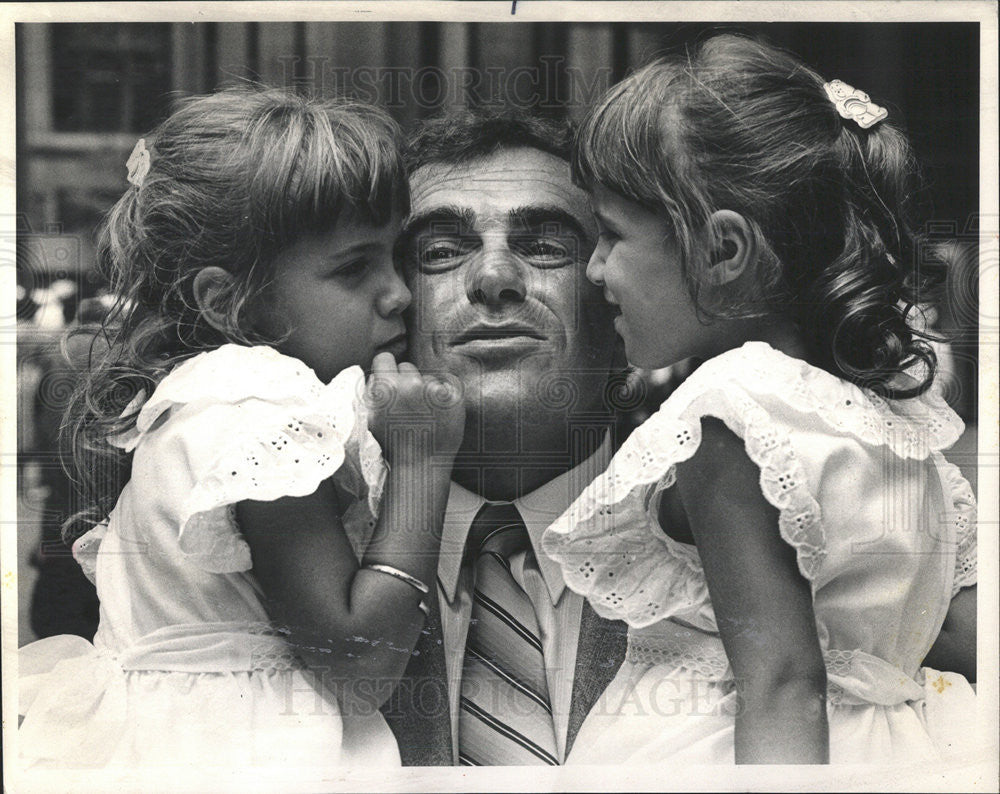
[109,345,360,452]
[663,341,964,461]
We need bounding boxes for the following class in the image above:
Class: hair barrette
[823,80,888,130]
[126,138,151,187]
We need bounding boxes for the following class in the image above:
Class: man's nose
[466,244,527,307]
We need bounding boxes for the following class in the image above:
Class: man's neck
[451,417,612,501]
[450,465,550,502]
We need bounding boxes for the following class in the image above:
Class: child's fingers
[424,374,463,408]
[366,354,398,411]
[396,362,421,376]
[364,379,395,412]
[370,351,398,375]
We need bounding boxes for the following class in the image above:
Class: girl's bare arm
[674,417,829,764]
[237,445,453,712]
[238,357,463,713]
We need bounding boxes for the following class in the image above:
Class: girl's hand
[923,584,976,681]
[366,352,465,461]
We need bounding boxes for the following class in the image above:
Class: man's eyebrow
[507,205,590,240]
[401,205,476,239]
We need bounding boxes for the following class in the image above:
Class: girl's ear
[705,210,755,286]
[192,266,234,331]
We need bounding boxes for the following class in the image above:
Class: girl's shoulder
[116,345,334,443]
[107,345,385,573]
[667,341,964,459]
[111,344,366,449]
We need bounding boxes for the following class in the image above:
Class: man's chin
[460,367,590,420]
[457,369,530,411]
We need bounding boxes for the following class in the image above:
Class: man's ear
[192,266,234,331]
[705,210,755,286]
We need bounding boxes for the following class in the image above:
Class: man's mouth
[452,323,547,347]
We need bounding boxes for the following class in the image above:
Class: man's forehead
[408,147,592,230]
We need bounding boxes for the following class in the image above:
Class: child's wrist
[382,430,460,463]
[387,454,455,476]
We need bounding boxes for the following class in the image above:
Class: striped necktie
[458,502,559,766]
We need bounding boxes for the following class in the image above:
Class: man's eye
[417,239,470,272]
[515,237,574,266]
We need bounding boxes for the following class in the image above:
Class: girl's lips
[377,335,407,357]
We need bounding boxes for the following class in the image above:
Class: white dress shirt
[436,437,612,763]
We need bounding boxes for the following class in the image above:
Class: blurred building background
[14,21,981,644]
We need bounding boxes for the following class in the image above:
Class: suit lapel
[566,600,628,757]
[385,581,629,764]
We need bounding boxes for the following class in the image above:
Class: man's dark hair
[405,107,576,173]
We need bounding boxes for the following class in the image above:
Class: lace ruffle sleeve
[110,345,386,573]
[542,355,824,629]
[542,342,970,630]
[939,457,977,595]
[71,521,108,585]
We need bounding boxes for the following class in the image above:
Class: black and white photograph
[2,2,997,791]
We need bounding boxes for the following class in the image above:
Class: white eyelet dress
[18,345,400,774]
[542,342,977,765]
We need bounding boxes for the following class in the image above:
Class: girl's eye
[333,259,369,278]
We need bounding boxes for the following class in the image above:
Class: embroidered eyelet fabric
[543,341,975,631]
[20,345,399,772]
[98,344,386,573]
[543,342,978,764]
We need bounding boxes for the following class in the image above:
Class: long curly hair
[63,86,409,540]
[573,34,947,397]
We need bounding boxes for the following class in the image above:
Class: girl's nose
[379,269,412,316]
[586,247,606,286]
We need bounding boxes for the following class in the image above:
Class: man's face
[401,147,618,443]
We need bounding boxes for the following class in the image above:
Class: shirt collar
[438,434,612,606]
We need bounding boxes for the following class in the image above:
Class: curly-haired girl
[543,35,976,764]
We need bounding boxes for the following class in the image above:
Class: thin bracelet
[364,564,431,620]
[364,563,430,596]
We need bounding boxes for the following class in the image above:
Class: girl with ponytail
[542,35,977,764]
